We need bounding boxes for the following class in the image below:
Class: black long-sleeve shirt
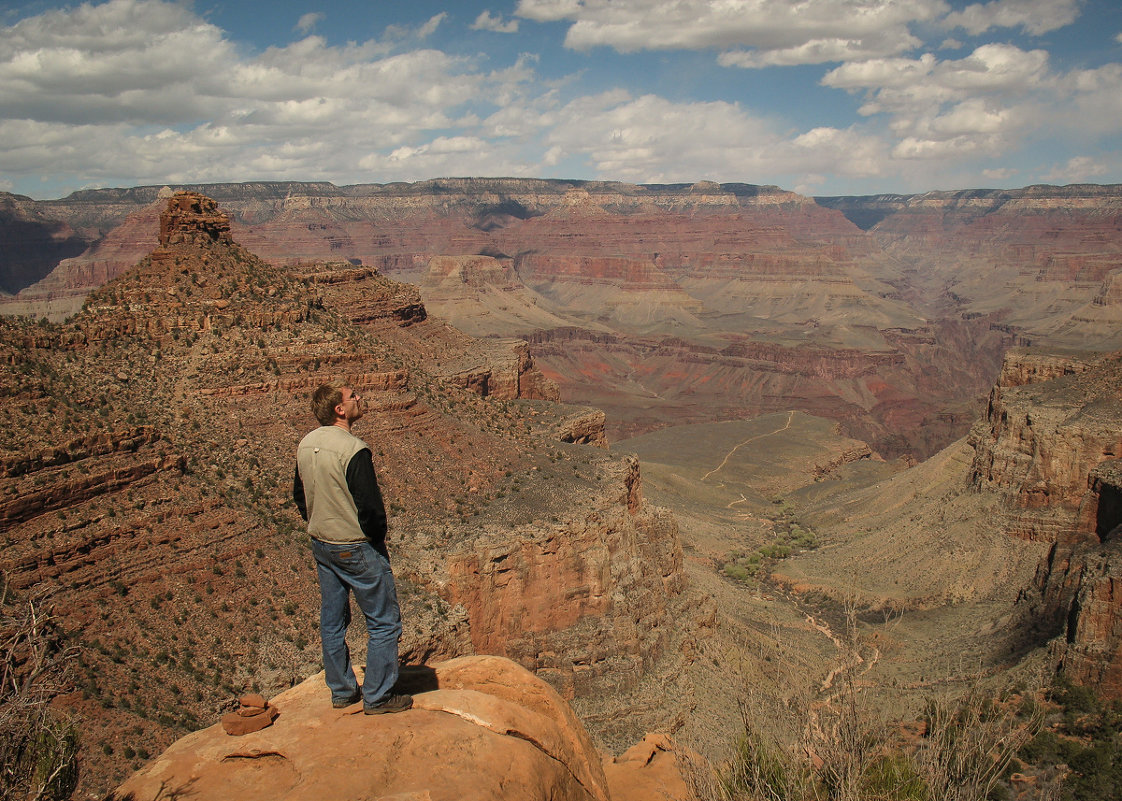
[293,447,389,557]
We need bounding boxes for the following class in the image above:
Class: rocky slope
[0,192,696,796]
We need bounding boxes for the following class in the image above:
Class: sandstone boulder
[111,655,685,801]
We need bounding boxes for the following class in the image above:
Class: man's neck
[332,419,351,433]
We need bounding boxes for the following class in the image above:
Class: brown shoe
[332,691,361,709]
[364,694,413,715]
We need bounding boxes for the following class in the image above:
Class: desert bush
[916,685,1042,801]
[1016,678,1122,801]
[686,606,1042,801]
[0,575,80,800]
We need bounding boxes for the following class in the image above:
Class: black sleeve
[293,465,308,521]
[346,448,389,554]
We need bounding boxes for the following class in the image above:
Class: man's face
[338,386,364,423]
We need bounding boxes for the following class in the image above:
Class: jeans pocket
[330,545,369,576]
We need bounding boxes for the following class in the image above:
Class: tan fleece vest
[296,425,369,544]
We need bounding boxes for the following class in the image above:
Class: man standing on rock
[293,382,413,714]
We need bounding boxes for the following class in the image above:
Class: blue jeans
[311,539,402,706]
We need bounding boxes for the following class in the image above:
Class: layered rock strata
[972,351,1122,698]
[2,178,1069,458]
[1022,460,1122,696]
[821,185,1122,350]
[432,457,682,699]
[969,349,1122,543]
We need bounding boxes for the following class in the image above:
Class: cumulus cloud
[1043,155,1109,183]
[0,0,514,190]
[943,0,1080,36]
[517,0,946,65]
[0,0,1116,198]
[472,10,520,33]
[1061,63,1122,137]
[0,0,235,125]
[541,92,891,184]
[296,12,323,34]
[822,44,1055,160]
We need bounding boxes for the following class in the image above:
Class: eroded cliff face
[829,185,1122,349]
[428,456,683,699]
[0,193,88,295]
[0,193,688,796]
[1018,460,1122,696]
[968,349,1122,543]
[968,351,1122,698]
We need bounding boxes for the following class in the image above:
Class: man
[293,382,412,714]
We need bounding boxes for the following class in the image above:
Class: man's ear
[334,403,346,418]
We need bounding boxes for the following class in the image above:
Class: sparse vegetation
[721,511,818,583]
[0,577,80,801]
[685,608,1044,801]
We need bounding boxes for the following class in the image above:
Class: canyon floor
[610,411,1054,764]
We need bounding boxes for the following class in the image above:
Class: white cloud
[1061,63,1122,136]
[1043,155,1108,183]
[517,0,947,65]
[0,0,1116,198]
[943,0,1080,36]
[981,167,1017,181]
[417,13,447,39]
[0,0,235,125]
[823,53,937,90]
[822,44,1054,159]
[541,92,891,184]
[0,0,506,189]
[296,12,323,34]
[472,11,520,34]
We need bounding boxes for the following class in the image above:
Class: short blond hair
[311,383,345,426]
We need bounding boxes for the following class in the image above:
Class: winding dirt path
[701,410,795,482]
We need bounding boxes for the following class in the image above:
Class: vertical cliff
[968,349,1122,543]
[971,351,1122,697]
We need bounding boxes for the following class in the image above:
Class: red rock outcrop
[433,457,681,699]
[1020,460,1122,697]
[968,349,1122,542]
[112,655,683,801]
[978,351,1122,698]
[156,191,233,248]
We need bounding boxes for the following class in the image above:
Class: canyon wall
[964,349,1122,697]
[820,185,1122,349]
[0,193,690,795]
[968,349,1122,543]
[12,179,1121,457]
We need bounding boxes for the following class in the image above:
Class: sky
[1,0,1120,200]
